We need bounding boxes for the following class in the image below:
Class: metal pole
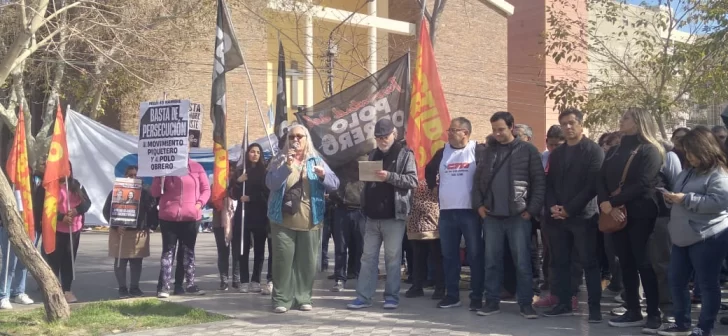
[239,53,277,156]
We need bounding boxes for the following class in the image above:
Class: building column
[305,13,314,107]
[368,0,377,74]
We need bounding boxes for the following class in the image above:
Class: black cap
[374,119,395,137]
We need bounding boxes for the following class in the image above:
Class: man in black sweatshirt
[542,108,604,322]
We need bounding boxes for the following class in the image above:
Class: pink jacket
[151,160,210,222]
[58,187,84,233]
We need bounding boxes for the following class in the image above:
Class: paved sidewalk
[7,232,728,335]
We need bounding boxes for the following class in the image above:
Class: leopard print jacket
[406,180,440,240]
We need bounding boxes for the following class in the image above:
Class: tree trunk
[0,175,70,321]
[655,110,668,139]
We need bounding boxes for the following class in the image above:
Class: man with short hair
[347,118,418,310]
[514,124,534,142]
[425,117,485,311]
[712,125,728,144]
[542,108,604,322]
[473,111,545,319]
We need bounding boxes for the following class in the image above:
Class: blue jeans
[670,229,728,333]
[0,227,39,299]
[439,209,484,302]
[484,215,534,305]
[355,217,406,304]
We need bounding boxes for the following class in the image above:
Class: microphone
[292,142,300,150]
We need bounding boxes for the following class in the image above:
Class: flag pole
[240,102,248,254]
[64,177,76,281]
[239,52,276,156]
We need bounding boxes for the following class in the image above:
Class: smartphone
[656,187,669,194]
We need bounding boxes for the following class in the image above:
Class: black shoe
[231,282,240,289]
[477,301,500,316]
[722,316,728,325]
[423,280,435,289]
[437,297,462,308]
[347,273,357,280]
[469,300,483,311]
[608,310,644,328]
[588,305,602,323]
[219,282,229,291]
[520,304,539,319]
[118,287,130,299]
[405,287,424,298]
[431,289,445,300]
[173,286,185,295]
[404,277,413,284]
[185,285,206,295]
[688,327,707,336]
[129,287,144,297]
[544,304,574,317]
[540,282,550,291]
[327,274,336,280]
[657,323,691,336]
[642,315,662,334]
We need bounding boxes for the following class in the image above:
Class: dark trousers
[157,221,198,291]
[648,217,673,315]
[411,239,444,291]
[322,212,334,267]
[402,235,414,279]
[604,232,623,291]
[539,220,583,294]
[670,229,728,333]
[547,216,602,307]
[612,216,659,317]
[213,226,239,284]
[333,208,364,282]
[48,231,81,292]
[241,226,268,283]
[115,258,142,289]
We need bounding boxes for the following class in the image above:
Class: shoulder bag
[598,145,641,233]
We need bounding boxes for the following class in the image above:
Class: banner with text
[138,99,190,176]
[110,178,142,227]
[295,54,409,168]
[189,103,202,147]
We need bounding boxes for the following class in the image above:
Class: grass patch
[0,298,227,336]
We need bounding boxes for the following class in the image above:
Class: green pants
[271,224,321,309]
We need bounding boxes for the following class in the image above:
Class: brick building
[118,0,513,148]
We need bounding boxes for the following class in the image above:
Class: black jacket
[103,187,159,230]
[597,134,663,219]
[545,136,604,219]
[424,142,487,190]
[229,164,269,229]
[472,138,545,217]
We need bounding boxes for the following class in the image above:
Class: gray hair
[514,124,533,140]
[269,124,322,170]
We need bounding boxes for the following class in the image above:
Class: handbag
[282,168,304,215]
[598,145,641,233]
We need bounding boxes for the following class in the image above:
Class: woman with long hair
[672,127,690,168]
[598,108,665,330]
[229,143,270,294]
[49,163,91,303]
[266,125,339,313]
[661,127,728,336]
[103,165,159,298]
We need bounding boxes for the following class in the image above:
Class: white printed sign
[138,99,191,177]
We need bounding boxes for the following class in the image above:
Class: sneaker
[249,282,261,293]
[534,294,559,308]
[118,287,130,299]
[589,307,603,323]
[571,296,579,311]
[274,306,288,313]
[609,310,645,327]
[347,298,372,309]
[657,323,691,336]
[186,285,206,295]
[642,315,662,334]
[157,290,170,298]
[611,306,628,316]
[12,294,34,305]
[383,300,399,309]
[129,287,144,297]
[64,291,78,303]
[544,304,574,317]
[405,286,423,298]
[240,283,250,293]
[331,281,345,292]
[437,297,462,308]
[688,327,706,336]
[173,286,185,295]
[469,300,483,311]
[0,298,12,310]
[520,304,539,319]
[219,282,229,291]
[603,287,622,298]
[431,289,445,300]
[299,304,313,311]
[261,281,272,295]
[477,301,501,316]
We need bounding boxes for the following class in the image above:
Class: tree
[416,0,448,48]
[544,0,728,137]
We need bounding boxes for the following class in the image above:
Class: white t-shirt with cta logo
[438,140,477,210]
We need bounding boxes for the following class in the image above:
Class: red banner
[6,105,35,240]
[406,19,451,180]
[42,104,71,253]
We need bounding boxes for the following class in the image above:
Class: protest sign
[189,103,202,148]
[295,54,409,168]
[138,99,190,176]
[109,178,142,227]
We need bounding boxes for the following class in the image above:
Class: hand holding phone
[656,187,669,194]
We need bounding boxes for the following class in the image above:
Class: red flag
[407,19,451,179]
[41,103,70,253]
[6,105,35,239]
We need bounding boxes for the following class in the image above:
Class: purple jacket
[151,160,210,222]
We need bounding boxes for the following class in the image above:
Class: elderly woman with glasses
[266,124,339,313]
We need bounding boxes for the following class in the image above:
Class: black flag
[210,0,244,208]
[274,41,288,139]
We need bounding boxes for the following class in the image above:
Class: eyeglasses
[288,134,306,140]
[447,128,467,133]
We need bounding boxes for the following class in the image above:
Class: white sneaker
[250,282,261,293]
[274,306,287,313]
[261,281,272,295]
[0,298,12,310]
[300,304,312,311]
[12,294,33,305]
[240,283,250,293]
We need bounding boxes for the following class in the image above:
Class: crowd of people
[2,109,728,336]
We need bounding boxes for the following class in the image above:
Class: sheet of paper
[358,161,383,182]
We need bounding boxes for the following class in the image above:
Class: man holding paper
[347,119,418,310]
